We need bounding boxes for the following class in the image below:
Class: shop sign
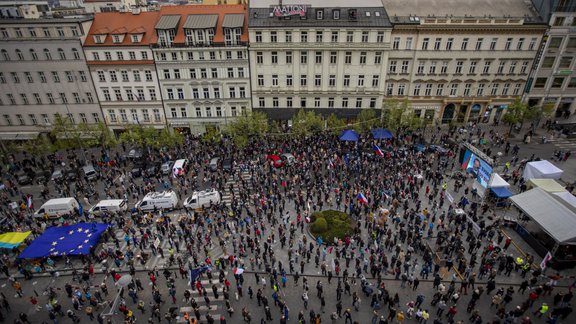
[411,105,441,110]
[272,5,307,17]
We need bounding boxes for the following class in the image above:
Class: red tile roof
[84,11,160,46]
[158,4,248,45]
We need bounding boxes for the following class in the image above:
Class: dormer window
[131,34,142,43]
[348,9,357,20]
[333,9,340,20]
[183,14,218,46]
[112,35,121,43]
[316,10,323,20]
[93,35,105,43]
[155,15,181,47]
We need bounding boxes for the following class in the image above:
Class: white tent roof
[522,160,563,181]
[527,178,567,193]
[554,192,576,209]
[510,187,576,243]
[488,173,510,188]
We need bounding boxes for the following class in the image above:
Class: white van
[135,191,179,211]
[89,199,128,216]
[184,189,221,209]
[34,197,79,219]
[172,159,189,177]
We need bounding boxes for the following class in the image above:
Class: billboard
[461,149,493,188]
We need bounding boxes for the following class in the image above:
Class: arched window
[15,49,23,60]
[58,48,66,60]
[71,48,80,60]
[29,49,38,60]
[1,49,10,61]
[43,48,51,60]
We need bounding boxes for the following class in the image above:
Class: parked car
[51,169,64,182]
[131,167,142,178]
[209,157,220,171]
[16,172,34,185]
[65,168,78,181]
[222,158,233,171]
[161,161,174,175]
[127,148,143,159]
[266,155,283,168]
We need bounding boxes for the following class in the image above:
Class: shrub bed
[309,210,354,245]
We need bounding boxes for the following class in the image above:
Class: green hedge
[309,210,354,245]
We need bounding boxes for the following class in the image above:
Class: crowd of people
[0,122,573,324]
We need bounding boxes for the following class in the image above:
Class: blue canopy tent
[371,128,394,139]
[18,223,110,259]
[491,187,514,198]
[339,130,359,142]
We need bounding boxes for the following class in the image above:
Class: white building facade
[248,0,392,121]
[153,5,251,134]
[83,11,166,134]
[0,17,103,139]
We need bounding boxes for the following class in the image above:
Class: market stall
[522,160,563,181]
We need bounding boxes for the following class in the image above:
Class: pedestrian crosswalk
[176,275,227,323]
[548,137,576,153]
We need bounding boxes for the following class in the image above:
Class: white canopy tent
[488,173,510,188]
[509,187,576,243]
[527,179,567,193]
[522,160,563,181]
[554,192,576,209]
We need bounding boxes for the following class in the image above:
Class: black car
[222,159,233,171]
[131,167,143,178]
[16,172,34,185]
[65,168,78,181]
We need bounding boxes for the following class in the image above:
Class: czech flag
[373,144,384,157]
[357,193,368,205]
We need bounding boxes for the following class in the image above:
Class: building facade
[83,11,167,134]
[153,5,250,134]
[527,0,576,119]
[248,0,392,121]
[0,17,103,139]
[384,0,547,125]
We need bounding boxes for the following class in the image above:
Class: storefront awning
[0,132,39,140]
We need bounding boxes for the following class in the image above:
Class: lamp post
[101,274,132,323]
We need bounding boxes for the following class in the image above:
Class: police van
[183,189,221,209]
[172,159,189,177]
[34,197,79,219]
[135,191,179,211]
[88,199,128,216]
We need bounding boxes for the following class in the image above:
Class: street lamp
[101,274,132,323]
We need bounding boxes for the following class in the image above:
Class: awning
[555,192,576,208]
[222,14,244,28]
[491,187,513,198]
[510,187,576,243]
[0,132,39,140]
[155,15,181,30]
[183,15,218,29]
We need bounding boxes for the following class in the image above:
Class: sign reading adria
[272,5,307,17]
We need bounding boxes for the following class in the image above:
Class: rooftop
[0,16,92,24]
[84,11,160,46]
[382,0,538,18]
[250,0,384,8]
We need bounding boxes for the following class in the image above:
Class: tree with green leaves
[326,113,347,135]
[354,109,377,133]
[22,136,55,156]
[291,109,323,137]
[202,126,221,143]
[501,98,534,135]
[226,111,270,148]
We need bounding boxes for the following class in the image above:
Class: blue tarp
[18,223,110,259]
[491,187,514,198]
[339,130,359,142]
[371,128,394,139]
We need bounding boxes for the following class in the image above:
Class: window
[170,108,177,118]
[315,51,322,64]
[513,83,522,95]
[429,61,437,74]
[330,52,337,64]
[145,70,153,81]
[331,31,339,43]
[475,38,483,50]
[20,94,28,105]
[271,75,278,87]
[490,38,497,50]
[286,51,292,64]
[239,87,245,98]
[359,52,367,64]
[29,114,37,125]
[192,88,199,99]
[476,83,485,96]
[141,51,148,60]
[38,71,46,83]
[417,61,425,74]
[0,72,4,84]
[43,49,51,60]
[270,31,277,43]
[568,77,576,88]
[450,83,458,96]
[461,38,468,50]
[102,89,111,101]
[397,84,405,96]
[16,50,23,60]
[328,74,336,87]
[347,32,354,42]
[200,69,207,78]
[505,38,512,50]
[497,61,506,74]
[567,37,576,48]
[386,83,394,96]
[355,98,362,108]
[137,89,145,101]
[116,51,124,60]
[257,75,264,87]
[455,60,463,74]
[51,71,60,83]
[119,109,128,122]
[314,97,321,107]
[30,49,38,60]
[203,88,210,98]
[389,60,397,73]
[436,84,444,96]
[79,70,87,82]
[357,75,364,86]
[285,31,292,43]
[300,31,308,42]
[23,71,33,83]
[343,75,350,87]
[552,77,565,88]
[374,52,382,64]
[554,16,566,26]
[517,38,524,50]
[440,61,449,74]
[73,92,81,103]
[405,37,413,49]
[393,37,400,49]
[104,52,112,60]
[314,75,321,87]
[446,38,453,50]
[286,97,293,108]
[109,71,117,82]
[3,115,12,126]
[483,61,491,74]
[97,71,106,82]
[422,38,429,50]
[59,93,68,104]
[211,68,217,78]
[463,83,472,96]
[300,51,308,64]
[508,61,517,74]
[7,94,15,105]
[65,71,74,82]
[121,70,129,82]
[133,70,141,82]
[238,68,244,78]
[434,38,441,50]
[502,83,510,95]
[328,98,335,108]
[333,9,340,20]
[362,31,369,43]
[271,51,278,64]
[424,84,432,96]
[491,83,499,95]
[372,75,379,87]
[33,93,41,104]
[114,89,122,101]
[345,52,352,64]
[255,31,262,42]
[559,56,573,68]
[413,84,421,96]
[342,98,348,108]
[286,75,293,86]
[153,109,161,122]
[469,61,477,74]
[529,38,537,50]
[316,31,323,43]
[520,61,529,74]
[549,37,563,49]
[256,52,263,64]
[300,75,307,86]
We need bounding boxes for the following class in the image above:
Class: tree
[382,99,410,131]
[226,111,270,148]
[502,99,533,135]
[291,109,323,137]
[404,112,423,131]
[326,113,346,135]
[202,126,221,143]
[22,136,55,156]
[354,109,377,133]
